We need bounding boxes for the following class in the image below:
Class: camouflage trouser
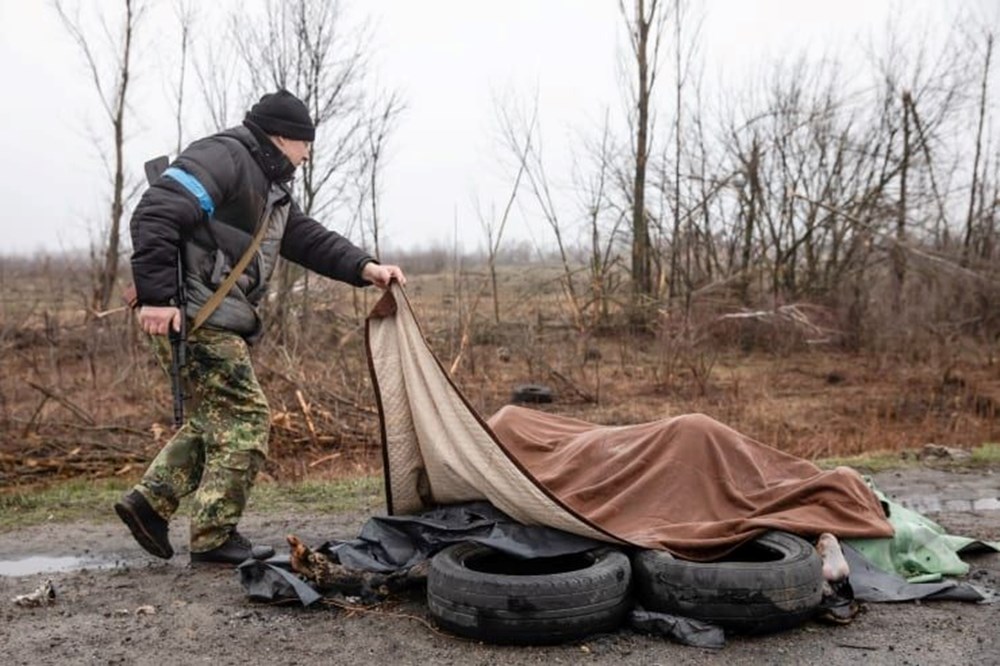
[135,328,270,552]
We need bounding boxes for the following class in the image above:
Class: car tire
[510,384,553,404]
[632,531,823,634]
[427,542,632,644]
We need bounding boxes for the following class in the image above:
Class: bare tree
[893,89,912,313]
[54,0,144,315]
[448,126,530,372]
[193,34,246,133]
[618,0,668,327]
[664,0,703,306]
[497,96,599,331]
[574,113,628,330]
[170,0,197,155]
[481,100,536,325]
[362,90,405,262]
[231,0,372,342]
[235,0,369,218]
[963,31,994,264]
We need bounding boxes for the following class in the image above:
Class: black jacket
[130,123,373,338]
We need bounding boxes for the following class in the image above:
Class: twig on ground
[308,453,342,468]
[7,417,148,438]
[296,389,319,447]
[718,304,841,344]
[257,359,376,414]
[26,382,95,425]
[547,367,596,403]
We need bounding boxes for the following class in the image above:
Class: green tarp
[846,480,1000,583]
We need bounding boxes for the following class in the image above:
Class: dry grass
[2,259,999,490]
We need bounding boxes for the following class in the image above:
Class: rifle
[168,253,187,427]
[144,156,186,427]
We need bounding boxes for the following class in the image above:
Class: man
[115,90,406,565]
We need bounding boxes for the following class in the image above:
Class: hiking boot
[190,531,275,565]
[114,490,174,559]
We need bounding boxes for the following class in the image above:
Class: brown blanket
[366,285,893,560]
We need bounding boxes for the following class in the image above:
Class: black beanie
[245,90,316,141]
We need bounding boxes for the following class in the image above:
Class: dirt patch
[2,466,998,665]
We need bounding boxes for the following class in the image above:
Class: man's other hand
[138,306,182,336]
[362,262,407,289]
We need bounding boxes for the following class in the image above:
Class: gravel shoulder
[2,466,998,666]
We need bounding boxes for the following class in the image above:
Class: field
[2,258,1000,489]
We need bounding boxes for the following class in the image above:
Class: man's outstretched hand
[362,262,407,289]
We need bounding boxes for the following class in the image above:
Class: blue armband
[163,167,215,217]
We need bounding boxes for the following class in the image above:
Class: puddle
[897,496,1000,514]
[0,555,123,577]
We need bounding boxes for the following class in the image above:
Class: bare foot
[816,532,849,584]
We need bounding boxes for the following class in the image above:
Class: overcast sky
[0,0,991,258]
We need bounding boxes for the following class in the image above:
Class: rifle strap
[189,211,272,334]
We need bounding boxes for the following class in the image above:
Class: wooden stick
[26,382,95,425]
[296,389,319,447]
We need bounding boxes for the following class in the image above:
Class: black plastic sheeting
[239,554,322,606]
[324,501,603,572]
[629,608,726,648]
[239,501,601,605]
[844,543,994,603]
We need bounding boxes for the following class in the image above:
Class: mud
[2,466,998,665]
